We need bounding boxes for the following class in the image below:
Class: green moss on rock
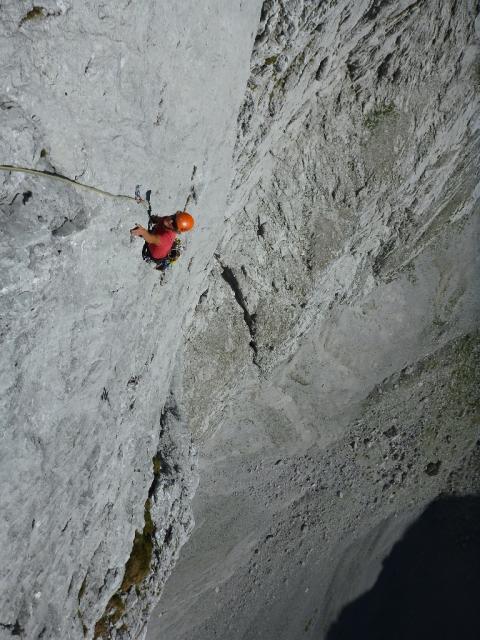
[93,455,161,637]
[364,102,395,129]
[152,453,162,477]
[450,332,480,409]
[93,594,126,639]
[121,498,155,592]
[20,7,46,26]
[265,55,278,66]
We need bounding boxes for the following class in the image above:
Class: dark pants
[142,243,168,270]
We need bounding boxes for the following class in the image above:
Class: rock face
[0,2,479,640]
[0,2,260,639]
[148,1,480,639]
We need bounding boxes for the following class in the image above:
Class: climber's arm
[130,225,162,245]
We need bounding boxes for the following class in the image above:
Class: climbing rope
[0,163,147,207]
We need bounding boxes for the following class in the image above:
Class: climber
[130,211,194,270]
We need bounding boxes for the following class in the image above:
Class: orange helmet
[175,211,195,232]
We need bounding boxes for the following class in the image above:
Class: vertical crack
[216,257,259,367]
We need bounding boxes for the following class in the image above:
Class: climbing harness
[165,237,184,265]
[142,236,184,272]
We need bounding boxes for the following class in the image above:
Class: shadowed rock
[327,496,480,640]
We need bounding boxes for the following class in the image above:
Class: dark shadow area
[327,495,480,640]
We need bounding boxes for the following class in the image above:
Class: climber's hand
[130,225,145,237]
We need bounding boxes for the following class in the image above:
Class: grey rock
[0,1,260,638]
[1,1,479,640]
[150,1,480,639]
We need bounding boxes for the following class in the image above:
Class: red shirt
[147,223,177,259]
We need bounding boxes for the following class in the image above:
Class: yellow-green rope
[0,163,147,207]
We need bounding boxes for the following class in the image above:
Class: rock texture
[149,1,480,639]
[0,2,260,639]
[1,1,479,640]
